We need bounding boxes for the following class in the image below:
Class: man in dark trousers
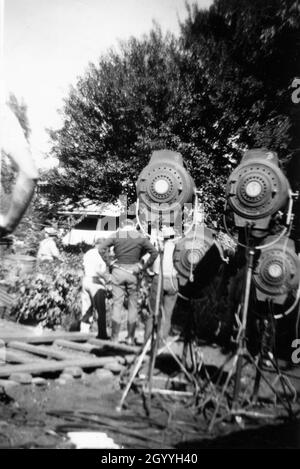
[101,219,158,344]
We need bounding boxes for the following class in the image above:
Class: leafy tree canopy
[47,1,300,225]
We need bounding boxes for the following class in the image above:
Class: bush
[7,255,83,330]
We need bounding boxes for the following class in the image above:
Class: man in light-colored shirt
[81,239,109,339]
[37,228,60,261]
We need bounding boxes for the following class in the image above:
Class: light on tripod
[225,149,291,236]
[173,226,216,286]
[136,149,196,223]
[253,236,300,305]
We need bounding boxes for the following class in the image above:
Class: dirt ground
[0,318,300,449]
[1,361,300,449]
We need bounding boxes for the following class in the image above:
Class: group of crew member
[80,219,179,346]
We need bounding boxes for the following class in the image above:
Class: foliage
[7,255,83,329]
[46,0,300,228]
[181,0,300,164]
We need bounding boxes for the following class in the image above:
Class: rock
[9,373,32,385]
[94,368,114,382]
[32,377,47,386]
[104,362,124,374]
[55,378,67,386]
[60,373,74,381]
[0,340,5,348]
[63,366,83,378]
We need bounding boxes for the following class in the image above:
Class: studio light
[136,150,196,224]
[253,236,300,305]
[226,149,291,237]
[173,226,219,287]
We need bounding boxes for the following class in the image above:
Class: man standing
[37,227,60,261]
[81,239,109,339]
[101,220,158,344]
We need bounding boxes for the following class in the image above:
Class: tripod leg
[252,355,263,404]
[208,353,239,432]
[146,307,162,410]
[232,248,255,408]
[117,336,151,411]
[267,352,295,414]
[147,256,164,406]
[246,352,293,414]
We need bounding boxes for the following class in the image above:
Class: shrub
[7,255,83,330]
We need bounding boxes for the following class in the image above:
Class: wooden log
[0,356,114,378]
[88,338,139,354]
[8,341,70,361]
[4,350,45,364]
[54,340,95,353]
[0,332,91,345]
[145,388,194,397]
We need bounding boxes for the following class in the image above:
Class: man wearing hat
[37,227,60,261]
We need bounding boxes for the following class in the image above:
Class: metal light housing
[226,149,290,235]
[137,150,195,225]
[253,236,300,305]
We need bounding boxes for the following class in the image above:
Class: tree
[48,28,183,202]
[48,2,300,225]
[180,0,300,163]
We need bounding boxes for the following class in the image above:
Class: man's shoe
[124,336,137,346]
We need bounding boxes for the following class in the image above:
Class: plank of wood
[88,338,139,354]
[4,350,45,364]
[54,339,96,353]
[0,332,91,345]
[7,341,71,361]
[0,356,115,378]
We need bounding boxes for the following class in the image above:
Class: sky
[4,0,212,167]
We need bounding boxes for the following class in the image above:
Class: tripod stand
[117,235,199,412]
[208,246,296,432]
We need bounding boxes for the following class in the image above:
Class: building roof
[58,198,122,217]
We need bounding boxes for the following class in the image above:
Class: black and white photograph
[0,0,300,453]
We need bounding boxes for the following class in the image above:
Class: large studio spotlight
[173,225,222,288]
[253,236,300,308]
[136,150,196,226]
[226,149,291,237]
